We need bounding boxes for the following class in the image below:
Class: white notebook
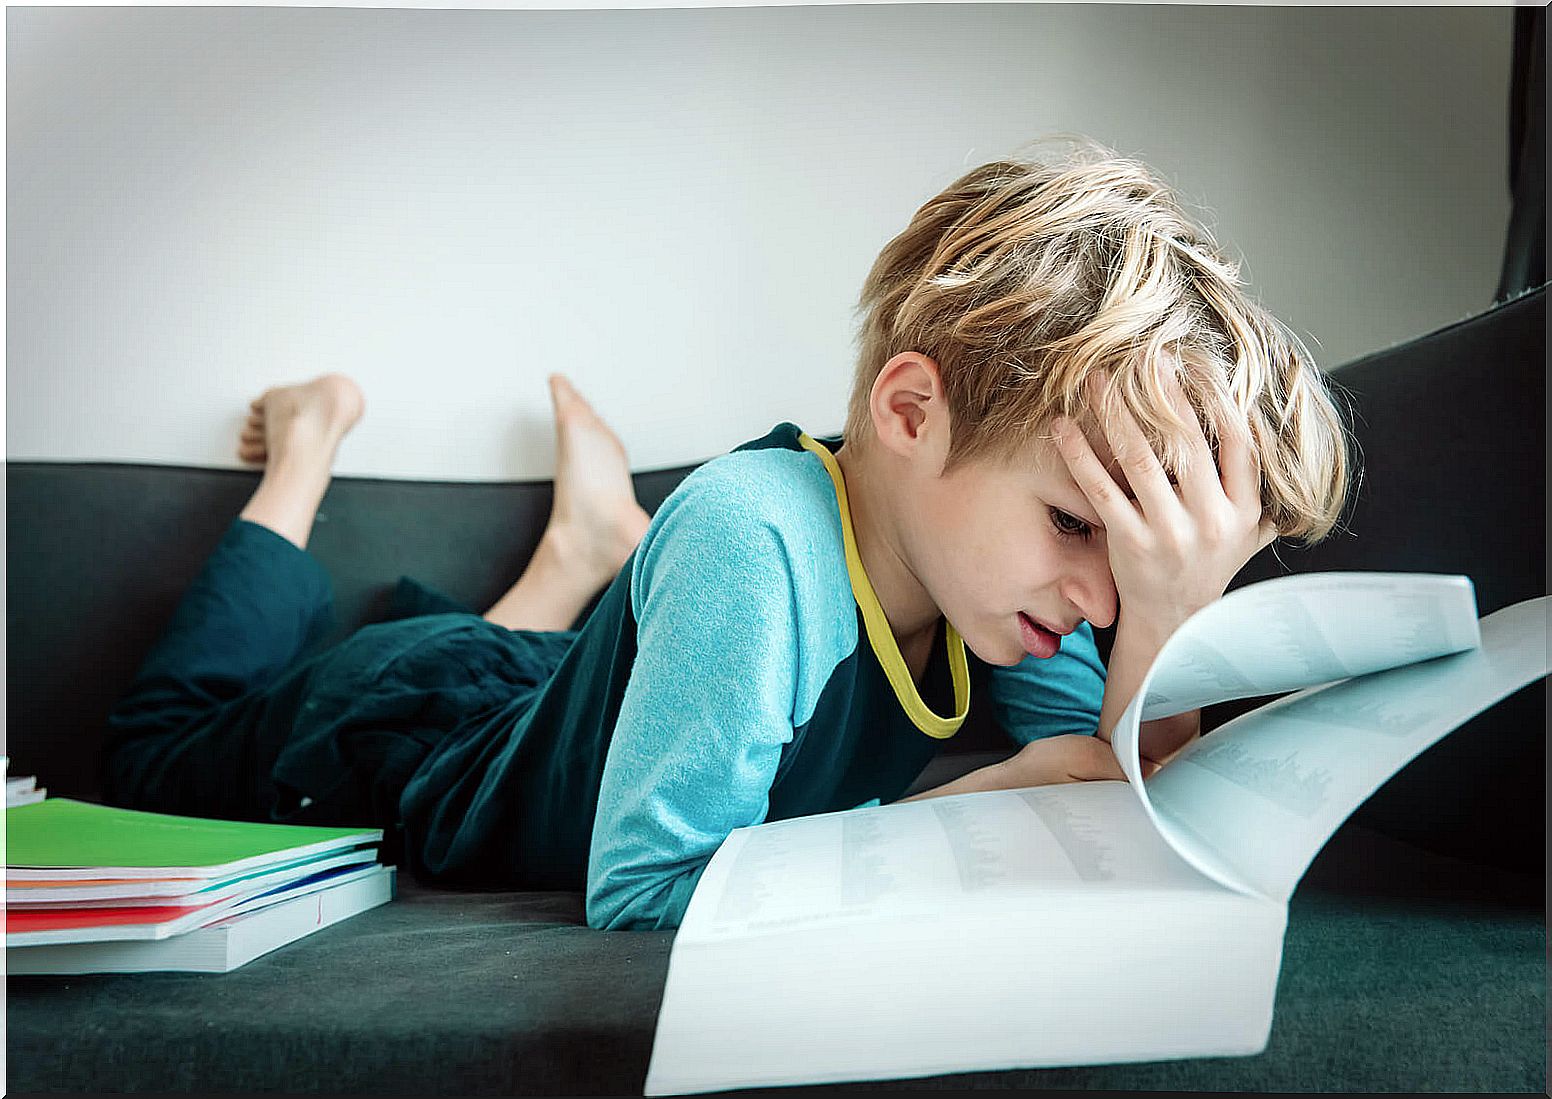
[8,864,396,974]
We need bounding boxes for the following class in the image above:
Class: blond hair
[843,133,1354,544]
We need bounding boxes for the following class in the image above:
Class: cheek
[1025,538,1066,584]
[976,524,1058,599]
[1029,526,1104,589]
[1023,517,1063,563]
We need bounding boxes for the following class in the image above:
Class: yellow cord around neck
[797,432,969,739]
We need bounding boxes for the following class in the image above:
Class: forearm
[1138,709,1201,764]
[894,759,1013,803]
[1096,619,1167,744]
[1096,619,1201,762]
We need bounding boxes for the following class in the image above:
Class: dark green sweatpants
[99,517,560,869]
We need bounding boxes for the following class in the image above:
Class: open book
[645,572,1550,1095]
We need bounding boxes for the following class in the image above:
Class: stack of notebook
[6,797,395,974]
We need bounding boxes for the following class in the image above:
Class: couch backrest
[7,286,1545,868]
[5,455,701,801]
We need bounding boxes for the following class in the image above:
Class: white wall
[6,4,1514,481]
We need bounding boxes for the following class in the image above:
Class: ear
[870,352,950,468]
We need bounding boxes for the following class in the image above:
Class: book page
[1135,572,1480,722]
[649,884,1284,1095]
[652,784,1285,1095]
[1108,572,1490,894]
[1140,596,1548,902]
[677,781,1216,944]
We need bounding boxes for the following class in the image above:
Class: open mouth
[1018,611,1058,635]
[1020,611,1071,636]
[1017,612,1061,658]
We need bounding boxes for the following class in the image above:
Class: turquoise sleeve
[584,473,799,931]
[986,620,1107,746]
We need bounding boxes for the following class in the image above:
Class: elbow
[585,861,704,932]
[585,903,655,933]
[585,879,664,931]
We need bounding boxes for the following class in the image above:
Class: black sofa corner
[6,285,1546,1094]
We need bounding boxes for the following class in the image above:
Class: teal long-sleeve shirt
[380,422,1105,931]
[584,423,1105,929]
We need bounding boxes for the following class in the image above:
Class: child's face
[901,414,1127,667]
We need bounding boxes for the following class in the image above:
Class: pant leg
[100,517,338,821]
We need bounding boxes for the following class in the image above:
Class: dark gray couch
[7,285,1546,1094]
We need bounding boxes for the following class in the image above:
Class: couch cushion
[6,819,1542,1094]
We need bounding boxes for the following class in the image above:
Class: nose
[1062,556,1119,630]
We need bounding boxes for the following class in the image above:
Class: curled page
[1112,573,1546,901]
[1133,572,1481,723]
[1140,596,1548,902]
[1111,573,1482,893]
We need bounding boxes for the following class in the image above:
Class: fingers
[1052,416,1141,541]
[1215,408,1278,554]
[1163,371,1222,515]
[1216,407,1262,511]
[1085,373,1180,525]
[1015,735,1158,787]
[1088,364,1271,553]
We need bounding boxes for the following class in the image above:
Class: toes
[549,374,573,411]
[550,374,590,414]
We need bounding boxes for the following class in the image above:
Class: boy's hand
[998,734,1160,789]
[1052,368,1278,646]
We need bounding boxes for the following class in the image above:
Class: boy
[101,135,1351,931]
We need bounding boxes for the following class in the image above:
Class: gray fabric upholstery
[7,820,1543,1094]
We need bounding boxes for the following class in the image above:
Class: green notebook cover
[6,798,381,872]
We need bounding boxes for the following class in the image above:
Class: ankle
[538,521,631,589]
[265,425,342,478]
[482,532,598,631]
[531,526,586,586]
[239,467,332,551]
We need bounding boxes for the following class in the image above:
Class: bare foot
[236,373,366,550]
[542,373,651,582]
[238,373,366,472]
